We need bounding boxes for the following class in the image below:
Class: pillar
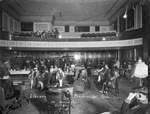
[142,3,150,103]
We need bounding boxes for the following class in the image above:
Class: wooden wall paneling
[0,10,2,40]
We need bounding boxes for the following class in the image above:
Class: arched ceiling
[1,0,128,22]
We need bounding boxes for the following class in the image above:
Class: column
[142,3,150,103]
[0,9,2,39]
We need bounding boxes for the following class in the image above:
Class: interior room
[0,0,150,114]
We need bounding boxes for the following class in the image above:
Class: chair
[102,75,121,96]
[0,87,16,114]
[111,32,116,36]
[45,90,71,114]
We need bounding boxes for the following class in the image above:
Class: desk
[9,70,30,85]
[9,70,30,107]
[9,70,30,75]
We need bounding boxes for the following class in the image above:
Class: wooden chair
[102,75,121,96]
[45,90,71,114]
[0,87,16,114]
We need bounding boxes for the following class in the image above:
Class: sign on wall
[34,22,49,32]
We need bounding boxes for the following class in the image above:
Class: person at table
[0,63,20,101]
[37,67,46,90]
[33,67,40,88]
[28,67,40,89]
[42,68,52,89]
[97,64,111,84]
[49,65,57,84]
[50,65,54,73]
[73,69,87,92]
[4,59,11,71]
[28,68,35,89]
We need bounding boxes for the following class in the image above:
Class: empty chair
[13,32,19,37]
[91,33,96,38]
[101,33,106,37]
[81,34,87,38]
[105,32,111,37]
[111,32,116,36]
[45,90,71,114]
[96,33,101,38]
[86,33,92,38]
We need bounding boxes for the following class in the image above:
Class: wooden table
[9,70,31,107]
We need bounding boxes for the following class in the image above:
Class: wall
[109,1,143,32]
[55,21,109,26]
[2,11,20,33]
[0,10,2,39]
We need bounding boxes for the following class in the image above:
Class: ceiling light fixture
[123,6,128,19]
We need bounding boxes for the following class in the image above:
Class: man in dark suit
[0,63,20,100]
[121,86,149,114]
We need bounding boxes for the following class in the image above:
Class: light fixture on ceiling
[123,6,128,19]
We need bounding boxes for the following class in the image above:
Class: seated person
[121,86,149,114]
[0,64,20,100]
[42,68,52,89]
[37,67,46,90]
[73,69,88,92]
[28,68,35,89]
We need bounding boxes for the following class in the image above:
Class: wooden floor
[8,77,134,114]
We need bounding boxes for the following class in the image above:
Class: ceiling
[1,0,128,22]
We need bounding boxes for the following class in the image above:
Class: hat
[134,86,148,95]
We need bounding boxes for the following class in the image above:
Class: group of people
[34,28,60,39]
[0,55,149,114]
[28,65,64,90]
[14,28,60,39]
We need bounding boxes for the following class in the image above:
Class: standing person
[4,59,11,71]
[54,28,59,38]
[28,68,35,89]
[0,63,20,100]
[86,60,93,77]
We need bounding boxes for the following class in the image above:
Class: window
[21,22,33,31]
[65,26,69,32]
[127,8,134,29]
[114,20,118,31]
[119,15,126,32]
[95,26,100,32]
[75,26,90,32]
[3,13,8,31]
[9,18,13,32]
